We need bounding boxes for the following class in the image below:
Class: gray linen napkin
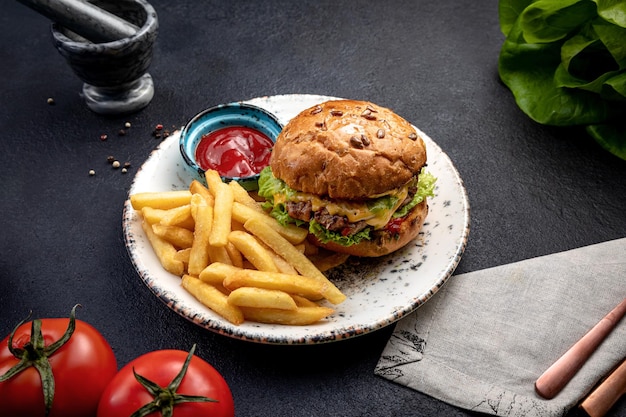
[375,238,626,417]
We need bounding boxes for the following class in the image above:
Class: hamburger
[258,99,436,257]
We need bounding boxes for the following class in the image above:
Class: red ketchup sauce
[194,126,274,178]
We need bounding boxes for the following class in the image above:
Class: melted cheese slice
[275,184,409,230]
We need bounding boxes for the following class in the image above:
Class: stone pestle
[17,0,138,43]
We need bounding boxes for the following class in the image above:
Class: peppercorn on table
[1,1,625,416]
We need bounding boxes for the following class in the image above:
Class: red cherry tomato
[97,345,234,417]
[0,306,117,417]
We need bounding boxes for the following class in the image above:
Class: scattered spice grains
[118,121,131,136]
[156,124,176,139]
[90,121,176,179]
[152,123,167,138]
[103,155,130,175]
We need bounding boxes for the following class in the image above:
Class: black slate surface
[1,1,625,416]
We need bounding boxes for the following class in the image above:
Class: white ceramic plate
[123,94,470,344]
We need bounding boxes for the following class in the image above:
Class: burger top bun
[270,100,427,199]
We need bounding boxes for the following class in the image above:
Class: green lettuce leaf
[499,18,617,125]
[604,71,626,98]
[309,220,372,246]
[258,166,289,203]
[592,19,626,68]
[367,195,399,216]
[586,122,626,159]
[258,167,305,226]
[394,169,437,219]
[594,0,626,28]
[519,0,596,43]
[499,0,534,35]
[499,0,626,160]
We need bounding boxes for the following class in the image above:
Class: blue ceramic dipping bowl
[179,102,283,191]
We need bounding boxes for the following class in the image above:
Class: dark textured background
[1,1,625,416]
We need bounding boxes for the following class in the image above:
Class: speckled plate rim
[122,94,470,345]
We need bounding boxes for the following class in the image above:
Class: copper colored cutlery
[579,358,626,417]
[534,297,626,408]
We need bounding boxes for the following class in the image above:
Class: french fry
[302,240,319,256]
[141,220,184,276]
[243,218,346,304]
[227,231,278,272]
[176,217,195,231]
[174,248,191,264]
[199,262,242,286]
[130,190,192,210]
[140,206,166,224]
[231,202,308,244]
[189,180,214,205]
[141,206,194,230]
[159,204,193,227]
[268,252,298,275]
[212,283,232,296]
[291,294,320,308]
[227,287,297,311]
[229,180,266,213]
[209,182,234,247]
[225,242,244,268]
[310,252,350,272]
[207,244,232,265]
[188,198,213,276]
[204,169,224,197]
[223,269,326,301]
[151,224,194,249]
[256,240,297,274]
[239,306,334,325]
[181,275,244,325]
[190,193,209,220]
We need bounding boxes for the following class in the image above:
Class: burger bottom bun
[308,200,429,258]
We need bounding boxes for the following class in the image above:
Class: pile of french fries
[129,170,348,326]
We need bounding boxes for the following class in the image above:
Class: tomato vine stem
[0,305,81,417]
[129,344,218,417]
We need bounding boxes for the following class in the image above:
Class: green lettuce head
[498,0,626,160]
